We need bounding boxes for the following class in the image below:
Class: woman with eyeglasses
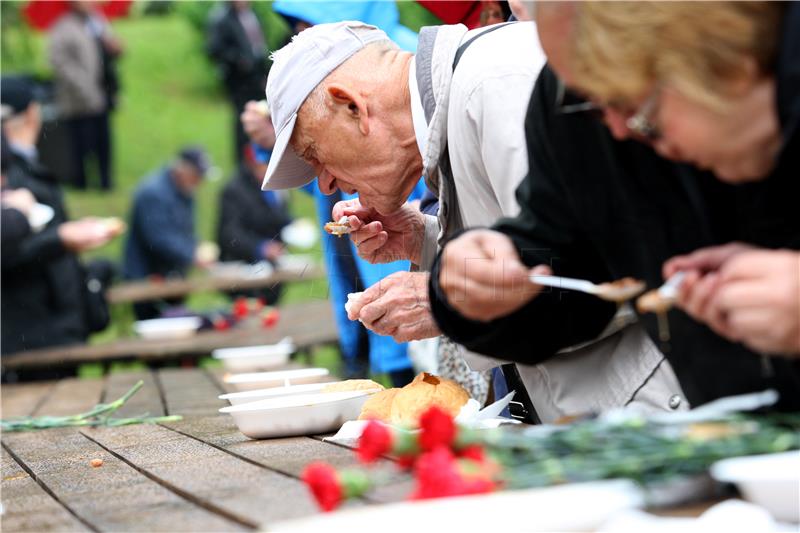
[428,2,800,412]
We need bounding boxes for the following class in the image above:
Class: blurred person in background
[48,0,123,190]
[430,2,800,413]
[1,77,118,367]
[218,143,292,305]
[207,0,269,163]
[123,147,214,320]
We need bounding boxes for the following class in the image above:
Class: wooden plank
[103,370,165,419]
[1,446,89,532]
[107,265,324,304]
[1,381,56,418]
[162,414,411,504]
[3,428,246,532]
[157,368,227,417]
[82,423,322,526]
[3,300,337,369]
[32,378,106,417]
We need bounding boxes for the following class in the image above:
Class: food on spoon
[597,277,646,302]
[636,289,674,314]
[324,216,352,237]
[358,388,400,421]
[322,379,385,393]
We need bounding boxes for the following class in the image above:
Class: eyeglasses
[555,80,662,141]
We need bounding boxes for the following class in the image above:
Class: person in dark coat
[207,0,268,162]
[123,147,212,320]
[429,2,800,411]
[217,145,292,305]
[1,77,117,360]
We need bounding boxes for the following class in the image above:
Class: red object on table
[22,0,132,31]
[261,308,280,329]
[232,298,249,319]
[417,0,484,29]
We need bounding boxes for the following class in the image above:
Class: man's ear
[327,83,369,136]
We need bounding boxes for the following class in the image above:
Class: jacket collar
[414,24,469,192]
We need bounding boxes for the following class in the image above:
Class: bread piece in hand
[358,388,400,422]
[324,216,352,236]
[322,379,385,393]
[390,372,469,426]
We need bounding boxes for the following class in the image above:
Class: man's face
[292,102,422,215]
[538,6,779,183]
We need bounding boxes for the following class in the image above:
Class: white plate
[220,390,377,439]
[280,218,319,249]
[28,203,54,232]
[271,480,643,531]
[212,337,295,371]
[133,316,202,340]
[711,451,800,522]
[220,382,329,406]
[223,367,330,391]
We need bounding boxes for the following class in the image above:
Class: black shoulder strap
[452,22,514,72]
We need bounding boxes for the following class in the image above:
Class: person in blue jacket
[123,147,212,320]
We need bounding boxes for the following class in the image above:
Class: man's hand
[347,271,441,343]
[331,199,426,265]
[241,101,276,149]
[58,218,115,252]
[706,250,800,355]
[438,229,550,322]
[262,241,285,262]
[1,188,36,216]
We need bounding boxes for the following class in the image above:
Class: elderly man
[430,3,800,410]
[261,21,683,419]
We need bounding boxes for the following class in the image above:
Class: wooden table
[2,300,337,370]
[1,368,411,531]
[107,264,325,304]
[1,371,721,531]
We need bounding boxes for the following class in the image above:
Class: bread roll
[322,379,384,393]
[389,373,469,426]
[358,388,399,422]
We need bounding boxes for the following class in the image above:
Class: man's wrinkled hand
[331,198,425,265]
[438,229,550,322]
[348,271,441,343]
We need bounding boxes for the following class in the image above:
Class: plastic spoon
[530,275,646,303]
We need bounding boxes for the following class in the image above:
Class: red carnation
[410,447,464,500]
[302,462,343,512]
[261,308,280,328]
[457,444,486,463]
[232,298,249,319]
[357,420,393,464]
[419,405,456,451]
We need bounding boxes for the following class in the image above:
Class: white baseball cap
[261,21,390,191]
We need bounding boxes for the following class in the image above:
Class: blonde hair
[569,2,784,111]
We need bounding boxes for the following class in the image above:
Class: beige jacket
[414,22,689,421]
[48,13,107,117]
